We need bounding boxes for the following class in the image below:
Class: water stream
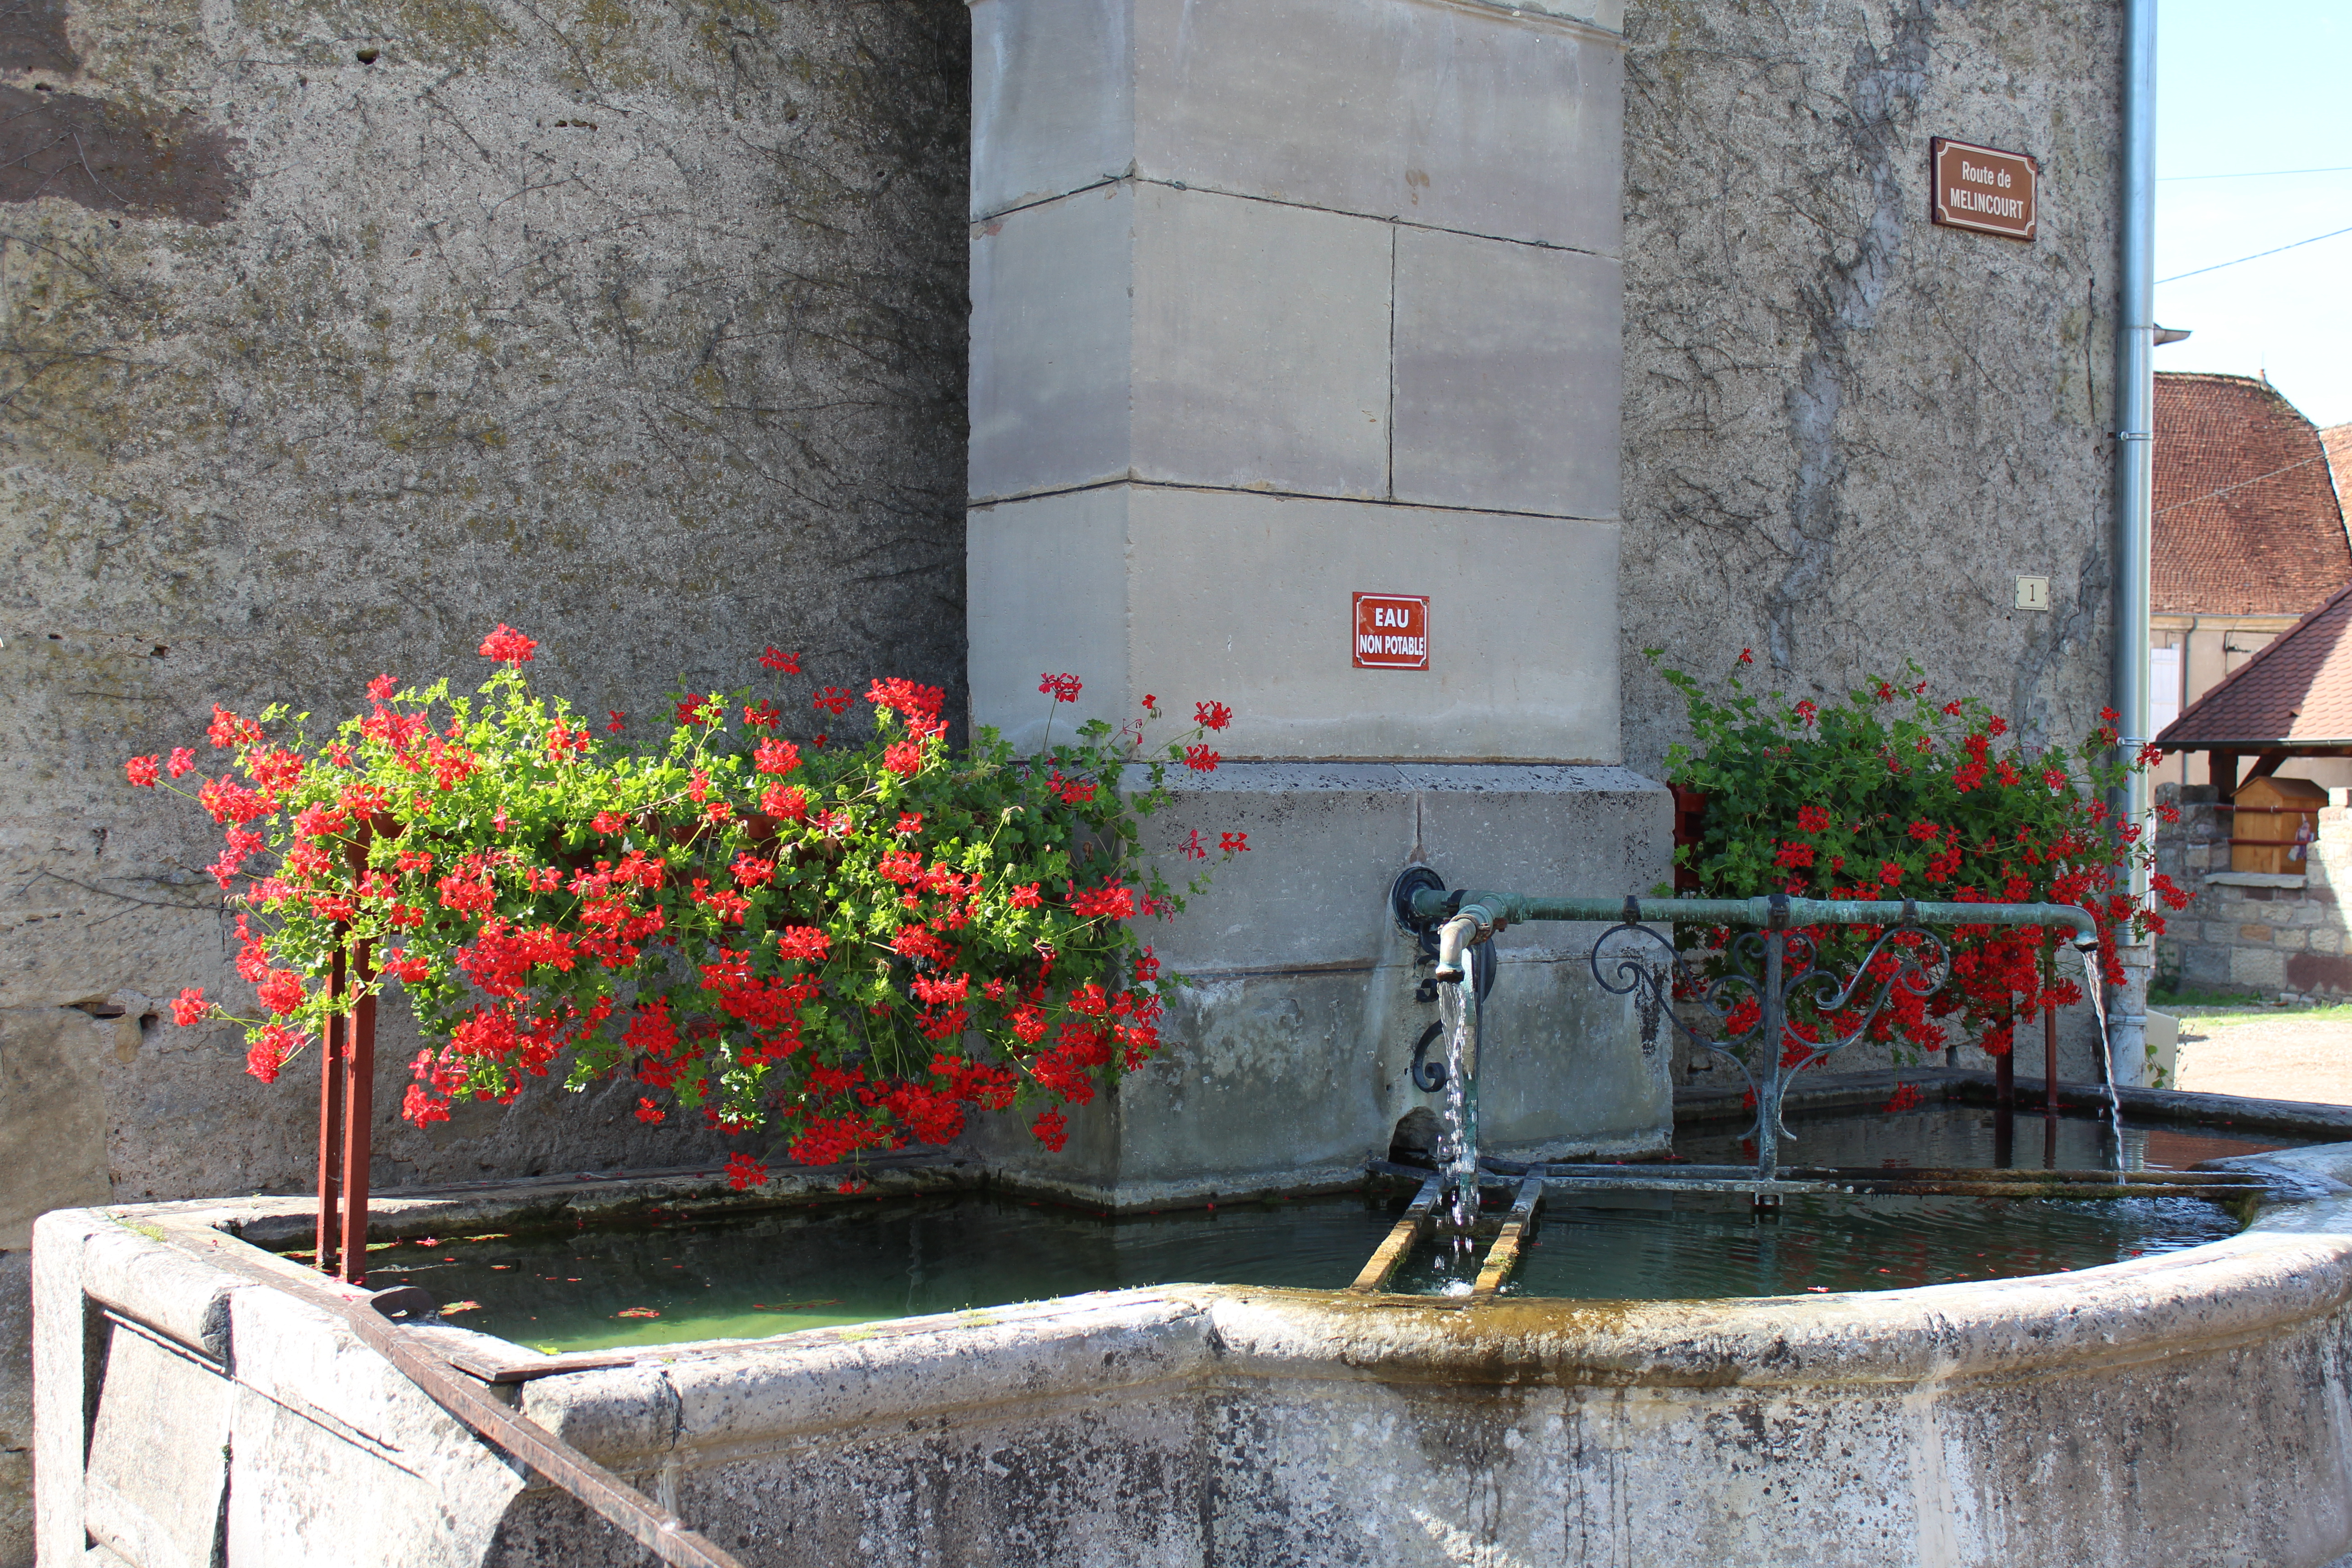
[2079,948,2128,1176]
[1438,976,1479,1233]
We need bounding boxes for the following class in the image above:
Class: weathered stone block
[959,760,1672,1201]
[969,183,1134,500]
[223,1284,524,1565]
[0,1009,112,1249]
[971,0,1624,251]
[1128,186,1394,496]
[2242,925,2274,944]
[969,485,1622,761]
[970,183,1395,503]
[969,0,1136,219]
[1392,227,1621,518]
[2312,929,2342,956]
[2276,929,2308,951]
[2232,947,2287,990]
[84,1322,233,1568]
[2288,951,2352,994]
[2180,945,2229,986]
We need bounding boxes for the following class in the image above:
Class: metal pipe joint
[1431,907,1494,982]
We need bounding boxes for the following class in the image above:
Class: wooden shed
[2230,775,2329,874]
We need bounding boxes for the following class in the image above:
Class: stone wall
[2156,784,2352,1001]
[0,0,968,1554]
[1619,0,2122,770]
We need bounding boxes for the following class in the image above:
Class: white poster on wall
[2151,644,2181,735]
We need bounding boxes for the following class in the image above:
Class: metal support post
[338,935,377,1286]
[315,941,348,1277]
[1756,925,1785,1181]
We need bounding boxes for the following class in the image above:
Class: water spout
[1431,909,1491,983]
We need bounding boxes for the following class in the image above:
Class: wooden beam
[1470,1175,1547,1302]
[2210,750,2239,801]
[1350,1174,1442,1294]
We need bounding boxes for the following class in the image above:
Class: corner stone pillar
[965,0,1668,1204]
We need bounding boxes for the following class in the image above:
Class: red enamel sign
[1353,593,1429,670]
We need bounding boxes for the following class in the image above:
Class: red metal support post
[317,832,383,1286]
[1995,1003,2016,1115]
[316,941,348,1278]
[2044,1004,2060,1117]
[1669,785,1706,894]
[1991,998,2017,1168]
[338,934,377,1286]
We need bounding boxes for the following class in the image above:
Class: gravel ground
[2173,1009,2352,1106]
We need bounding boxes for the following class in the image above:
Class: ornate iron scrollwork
[1588,907,1949,1177]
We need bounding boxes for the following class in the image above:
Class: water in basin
[358,1107,2300,1352]
[363,1193,1402,1354]
[1396,1187,2243,1300]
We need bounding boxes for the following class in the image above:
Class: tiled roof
[2325,421,2352,518]
[2154,372,2350,616]
[2158,581,2352,747]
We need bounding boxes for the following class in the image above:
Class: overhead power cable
[2157,224,2352,285]
[2152,454,2326,517]
[2159,163,2352,181]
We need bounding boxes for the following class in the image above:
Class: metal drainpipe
[2110,0,2157,1082]
[2180,612,2203,791]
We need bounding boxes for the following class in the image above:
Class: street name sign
[1931,137,2037,242]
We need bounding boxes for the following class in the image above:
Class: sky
[2154,0,2352,429]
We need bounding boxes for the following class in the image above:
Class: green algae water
[363,1108,2292,1353]
[366,1194,1402,1354]
[1396,1188,2244,1300]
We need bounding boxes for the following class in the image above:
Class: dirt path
[2173,1012,2352,1106]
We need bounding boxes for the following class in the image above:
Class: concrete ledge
[1677,1067,2352,1143]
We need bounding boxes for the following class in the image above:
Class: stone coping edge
[1677,1066,2352,1139]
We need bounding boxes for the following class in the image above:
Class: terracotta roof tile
[2158,581,2352,747]
[2325,421,2352,518]
[2154,372,2350,616]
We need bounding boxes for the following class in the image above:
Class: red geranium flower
[479,625,536,665]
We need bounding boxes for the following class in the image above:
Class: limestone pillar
[965,0,1667,1203]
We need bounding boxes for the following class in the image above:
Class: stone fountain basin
[34,1145,2352,1568]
